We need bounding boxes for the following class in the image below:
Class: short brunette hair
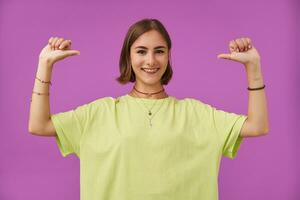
[116,18,173,85]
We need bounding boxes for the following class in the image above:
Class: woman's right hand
[39,37,80,66]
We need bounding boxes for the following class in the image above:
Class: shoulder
[174,97,211,109]
[92,96,117,104]
[75,96,118,112]
[88,96,121,108]
[175,97,216,119]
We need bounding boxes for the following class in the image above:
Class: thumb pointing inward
[66,50,81,56]
[217,53,231,60]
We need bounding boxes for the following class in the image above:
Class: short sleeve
[50,103,90,158]
[211,107,247,159]
[190,98,247,159]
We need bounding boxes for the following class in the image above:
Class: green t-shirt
[50,94,247,200]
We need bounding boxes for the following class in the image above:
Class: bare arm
[28,60,56,136]
[28,37,80,136]
[240,63,269,137]
[218,37,269,137]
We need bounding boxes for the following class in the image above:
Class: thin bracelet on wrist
[36,76,52,86]
[32,91,50,95]
[31,91,50,102]
[247,84,265,91]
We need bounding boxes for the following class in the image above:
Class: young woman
[28,18,269,200]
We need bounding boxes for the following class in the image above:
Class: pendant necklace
[131,89,168,127]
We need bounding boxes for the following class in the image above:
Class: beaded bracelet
[247,85,265,91]
[31,91,50,102]
[36,76,52,86]
[32,91,50,95]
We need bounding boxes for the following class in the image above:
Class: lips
[141,68,160,73]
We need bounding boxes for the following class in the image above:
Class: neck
[129,82,168,99]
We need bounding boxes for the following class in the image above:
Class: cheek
[131,61,143,71]
[130,55,142,67]
[160,57,169,67]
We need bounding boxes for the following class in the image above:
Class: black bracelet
[247,84,265,91]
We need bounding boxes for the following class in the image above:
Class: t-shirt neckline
[124,94,172,103]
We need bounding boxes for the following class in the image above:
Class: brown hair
[116,18,173,85]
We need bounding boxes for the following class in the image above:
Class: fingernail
[248,45,251,48]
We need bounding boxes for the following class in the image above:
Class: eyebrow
[134,46,167,49]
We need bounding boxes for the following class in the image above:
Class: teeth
[142,68,159,73]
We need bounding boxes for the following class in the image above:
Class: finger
[246,37,252,49]
[64,50,81,56]
[47,37,54,50]
[59,40,72,50]
[229,40,237,53]
[217,53,232,60]
[241,38,248,51]
[54,38,64,50]
[48,37,54,45]
[235,39,244,51]
[50,37,59,50]
[231,40,240,52]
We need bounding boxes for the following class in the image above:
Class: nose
[146,52,156,67]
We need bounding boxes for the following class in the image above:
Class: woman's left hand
[217,37,261,67]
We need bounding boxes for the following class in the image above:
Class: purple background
[1,0,299,199]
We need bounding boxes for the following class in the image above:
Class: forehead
[131,30,167,48]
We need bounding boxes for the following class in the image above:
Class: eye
[156,50,165,54]
[137,50,146,55]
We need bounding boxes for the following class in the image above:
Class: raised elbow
[28,126,39,135]
[261,127,269,135]
[256,126,269,136]
[28,124,43,135]
[28,121,56,136]
[253,120,269,136]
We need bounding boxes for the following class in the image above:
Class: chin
[141,79,162,86]
[136,76,163,86]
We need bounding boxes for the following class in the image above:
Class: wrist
[38,58,54,68]
[245,62,263,78]
[36,60,53,81]
[247,73,264,89]
[244,60,261,72]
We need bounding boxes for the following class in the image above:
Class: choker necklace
[133,86,165,97]
[131,90,168,127]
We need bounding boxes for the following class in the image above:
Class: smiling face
[130,30,169,91]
